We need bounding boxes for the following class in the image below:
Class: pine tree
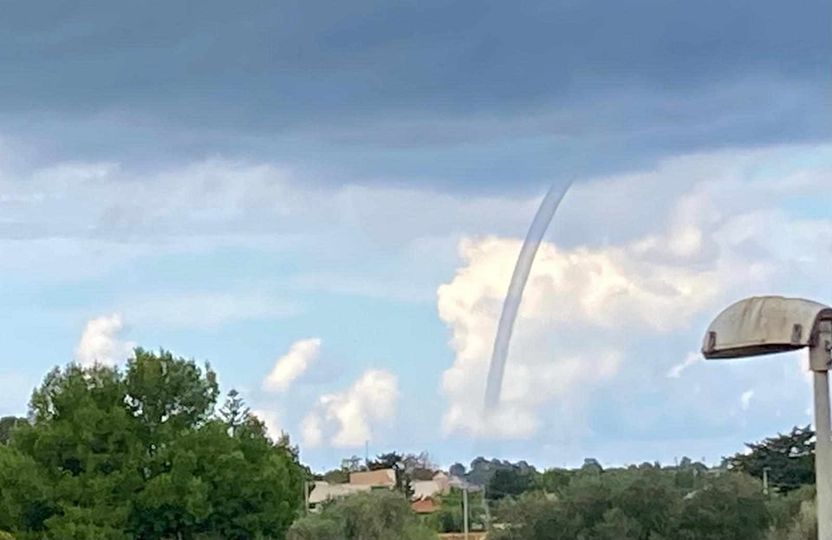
[219,389,250,435]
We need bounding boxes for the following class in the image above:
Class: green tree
[592,508,644,540]
[675,473,770,540]
[726,426,814,493]
[124,348,220,450]
[219,389,250,435]
[286,516,344,540]
[466,457,501,487]
[609,468,680,538]
[580,458,604,475]
[449,463,466,478]
[490,469,771,540]
[768,498,817,540]
[2,350,303,539]
[535,468,571,495]
[13,363,139,537]
[490,492,581,540]
[0,417,25,446]
[487,468,536,501]
[431,488,487,533]
[0,446,54,536]
[560,474,613,530]
[287,491,435,540]
[340,455,365,472]
[766,485,815,536]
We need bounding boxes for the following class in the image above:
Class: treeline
[485,462,815,540]
[297,431,818,539]
[0,348,822,539]
[282,453,818,540]
[438,427,816,539]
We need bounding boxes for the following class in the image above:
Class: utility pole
[810,320,832,540]
[702,296,832,540]
[303,479,309,514]
[463,486,469,540]
[762,467,770,496]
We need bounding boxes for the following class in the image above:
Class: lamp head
[702,296,832,360]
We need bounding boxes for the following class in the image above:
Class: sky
[1,0,830,472]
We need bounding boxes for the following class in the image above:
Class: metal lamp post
[702,296,832,540]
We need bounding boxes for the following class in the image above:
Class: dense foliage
[490,468,772,540]
[287,491,435,540]
[0,349,304,539]
[0,417,24,446]
[726,426,815,493]
[434,428,819,540]
[429,487,487,533]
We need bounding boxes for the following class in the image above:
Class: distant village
[307,452,485,516]
[309,467,458,514]
[305,451,718,517]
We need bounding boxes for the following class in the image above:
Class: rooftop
[349,468,396,487]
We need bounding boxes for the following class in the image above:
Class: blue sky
[1,0,830,471]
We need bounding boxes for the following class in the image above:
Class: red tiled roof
[411,498,438,514]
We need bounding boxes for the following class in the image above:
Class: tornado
[483,181,573,410]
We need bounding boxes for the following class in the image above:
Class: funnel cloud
[483,181,573,410]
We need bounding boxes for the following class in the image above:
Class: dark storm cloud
[1,0,829,188]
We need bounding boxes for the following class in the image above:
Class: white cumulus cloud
[437,152,832,441]
[300,412,324,448]
[437,238,633,439]
[263,338,322,392]
[251,409,282,439]
[74,313,135,367]
[301,369,399,448]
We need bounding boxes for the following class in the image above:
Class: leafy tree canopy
[0,417,25,446]
[430,487,487,534]
[287,491,434,540]
[487,468,536,502]
[726,426,814,493]
[490,470,770,540]
[0,349,304,539]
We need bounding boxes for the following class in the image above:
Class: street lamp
[702,295,832,540]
